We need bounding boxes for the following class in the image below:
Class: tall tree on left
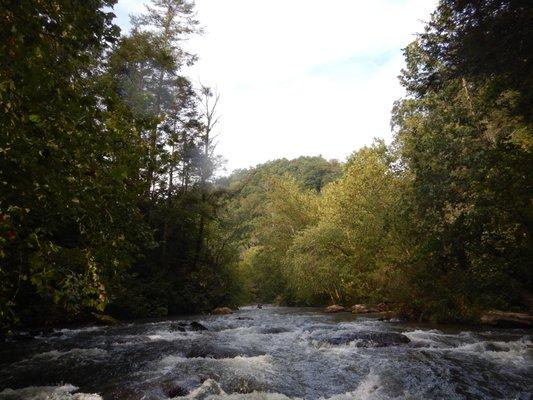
[0,0,147,330]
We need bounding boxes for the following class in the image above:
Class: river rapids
[0,306,531,399]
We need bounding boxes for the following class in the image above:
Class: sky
[113,0,437,173]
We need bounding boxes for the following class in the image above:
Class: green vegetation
[0,0,531,331]
[0,0,238,331]
[218,0,532,322]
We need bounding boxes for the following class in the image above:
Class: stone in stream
[320,331,411,347]
[259,326,291,334]
[189,321,208,331]
[169,321,208,332]
[351,304,380,314]
[211,307,233,315]
[169,322,187,332]
[377,311,400,322]
[177,379,225,399]
[324,305,346,313]
[163,382,187,398]
[186,342,265,359]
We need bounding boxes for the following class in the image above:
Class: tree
[391,0,533,321]
[0,0,149,329]
[216,156,342,303]
[237,176,318,302]
[286,142,407,305]
[129,0,199,197]
[412,0,533,123]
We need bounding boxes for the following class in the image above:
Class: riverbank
[323,303,533,329]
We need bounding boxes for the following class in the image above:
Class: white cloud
[115,0,437,172]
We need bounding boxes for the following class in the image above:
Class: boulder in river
[321,331,411,347]
[351,304,379,314]
[178,379,225,399]
[163,382,187,398]
[377,311,400,322]
[92,313,121,326]
[259,326,291,334]
[169,323,187,332]
[480,310,532,328]
[189,321,208,331]
[186,342,265,359]
[170,321,208,331]
[211,307,233,315]
[324,305,345,313]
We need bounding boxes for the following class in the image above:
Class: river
[0,306,531,399]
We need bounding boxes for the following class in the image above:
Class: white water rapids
[0,306,531,399]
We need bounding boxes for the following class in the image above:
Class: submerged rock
[325,305,346,313]
[177,379,225,399]
[170,321,208,332]
[259,326,291,334]
[318,330,411,347]
[163,382,187,398]
[186,343,265,359]
[480,311,533,328]
[377,311,400,322]
[212,307,233,315]
[169,323,187,332]
[189,321,208,331]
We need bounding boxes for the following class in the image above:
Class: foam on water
[0,384,102,400]
[54,327,103,337]
[161,355,271,371]
[405,329,532,364]
[328,373,387,400]
[29,348,108,361]
[173,379,297,400]
[448,337,532,364]
[0,307,531,399]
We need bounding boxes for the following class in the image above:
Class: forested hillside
[0,0,531,333]
[218,0,533,322]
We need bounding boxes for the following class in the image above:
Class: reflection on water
[0,307,531,399]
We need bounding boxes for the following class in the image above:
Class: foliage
[0,0,147,330]
[286,142,407,305]
[217,156,341,303]
[1,0,531,330]
[388,0,532,321]
[219,0,532,322]
[0,0,238,331]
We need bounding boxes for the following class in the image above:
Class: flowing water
[0,306,531,400]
